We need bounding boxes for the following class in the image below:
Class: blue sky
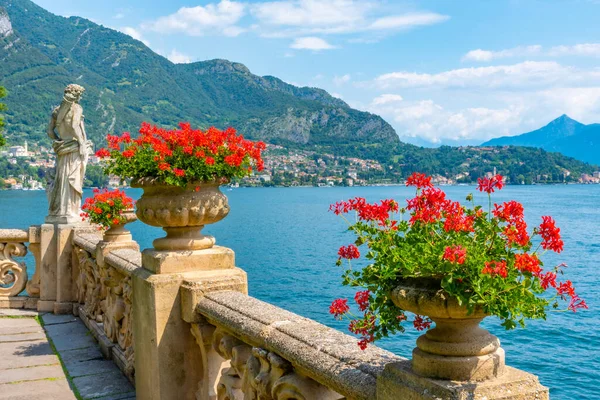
[34,0,600,146]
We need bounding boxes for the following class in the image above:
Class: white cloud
[118,27,150,46]
[370,61,600,90]
[333,74,351,85]
[144,0,246,37]
[372,93,403,105]
[251,0,448,37]
[462,46,542,62]
[168,49,193,64]
[252,0,370,28]
[290,37,335,50]
[370,97,525,143]
[113,13,125,19]
[144,1,447,42]
[369,13,449,31]
[548,43,600,57]
[464,43,600,62]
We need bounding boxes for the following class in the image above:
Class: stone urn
[391,277,505,381]
[102,210,137,243]
[131,178,230,251]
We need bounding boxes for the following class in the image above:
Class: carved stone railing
[182,289,403,400]
[0,227,41,309]
[72,231,141,383]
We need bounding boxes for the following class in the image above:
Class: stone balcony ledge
[193,290,404,400]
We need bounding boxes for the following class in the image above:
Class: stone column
[37,224,56,312]
[132,247,247,400]
[37,223,94,314]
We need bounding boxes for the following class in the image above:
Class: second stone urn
[391,277,505,382]
[102,210,137,243]
[131,178,230,251]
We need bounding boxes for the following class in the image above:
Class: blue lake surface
[1,185,598,399]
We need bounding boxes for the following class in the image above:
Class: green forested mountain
[483,115,600,165]
[0,0,397,150]
[0,0,597,185]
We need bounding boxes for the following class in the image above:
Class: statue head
[64,84,85,103]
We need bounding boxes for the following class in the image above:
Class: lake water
[1,185,598,399]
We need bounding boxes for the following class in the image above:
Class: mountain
[482,115,600,165]
[0,0,597,185]
[0,0,398,154]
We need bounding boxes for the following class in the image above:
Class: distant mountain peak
[549,114,579,125]
[482,113,599,165]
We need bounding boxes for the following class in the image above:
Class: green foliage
[84,165,108,188]
[389,144,596,183]
[0,86,6,147]
[331,179,582,347]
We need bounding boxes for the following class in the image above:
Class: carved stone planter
[103,210,137,243]
[131,178,230,251]
[391,278,505,382]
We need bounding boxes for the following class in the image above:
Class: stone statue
[45,84,92,224]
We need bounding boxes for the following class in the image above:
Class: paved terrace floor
[0,309,135,400]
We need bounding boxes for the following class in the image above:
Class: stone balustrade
[0,227,41,308]
[72,230,139,383]
[181,289,403,400]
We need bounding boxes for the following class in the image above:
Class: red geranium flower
[443,245,467,264]
[539,216,564,253]
[338,244,360,260]
[477,174,504,194]
[329,299,349,319]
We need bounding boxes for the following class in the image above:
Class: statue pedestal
[45,215,86,225]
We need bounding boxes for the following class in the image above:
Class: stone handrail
[182,288,404,400]
[72,230,141,382]
[0,227,41,307]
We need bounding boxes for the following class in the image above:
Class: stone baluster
[0,227,42,308]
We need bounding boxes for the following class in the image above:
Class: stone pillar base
[37,300,55,313]
[53,301,74,314]
[377,361,548,400]
[142,246,235,274]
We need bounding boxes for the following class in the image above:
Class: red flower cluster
[514,253,541,274]
[443,201,475,232]
[539,216,564,253]
[413,315,432,331]
[329,299,349,319]
[338,244,360,260]
[329,197,398,226]
[539,271,557,289]
[407,187,448,225]
[349,314,376,350]
[406,172,433,189]
[493,201,529,247]
[443,245,467,264]
[354,290,370,311]
[81,189,134,229]
[482,260,508,278]
[96,122,266,186]
[477,174,504,194]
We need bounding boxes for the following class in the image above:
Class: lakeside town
[2,141,600,190]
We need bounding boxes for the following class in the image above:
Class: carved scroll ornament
[207,328,342,400]
[0,242,28,297]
